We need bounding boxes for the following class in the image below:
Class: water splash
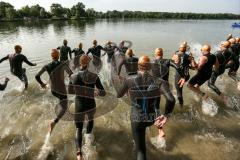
[237,82,240,91]
[82,134,97,160]
[150,136,166,150]
[202,98,219,117]
[37,133,53,160]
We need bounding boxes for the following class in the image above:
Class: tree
[86,8,96,18]
[50,3,65,17]
[29,4,41,17]
[71,2,85,18]
[18,5,30,17]
[0,1,14,19]
[5,7,15,20]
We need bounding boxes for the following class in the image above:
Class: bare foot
[220,94,228,106]
[77,151,84,160]
[158,128,166,139]
[48,120,56,134]
[202,93,209,100]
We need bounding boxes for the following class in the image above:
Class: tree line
[0,1,239,21]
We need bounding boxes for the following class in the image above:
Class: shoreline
[1,17,240,22]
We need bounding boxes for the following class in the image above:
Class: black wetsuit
[227,44,240,80]
[208,50,232,95]
[151,58,184,111]
[57,45,72,62]
[35,60,73,123]
[118,56,139,76]
[0,53,36,89]
[174,52,192,105]
[189,53,216,86]
[118,45,128,54]
[104,45,117,63]
[117,72,172,160]
[86,45,104,68]
[71,48,85,69]
[0,79,8,91]
[68,69,106,152]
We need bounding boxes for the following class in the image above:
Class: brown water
[0,19,240,160]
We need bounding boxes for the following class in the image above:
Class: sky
[2,0,240,14]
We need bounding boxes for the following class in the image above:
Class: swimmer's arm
[189,57,198,70]
[23,56,36,66]
[35,67,47,86]
[64,64,73,77]
[0,55,9,63]
[68,47,72,59]
[95,77,106,96]
[213,58,219,73]
[196,56,207,70]
[68,76,75,94]
[117,80,129,98]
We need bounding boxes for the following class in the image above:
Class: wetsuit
[118,56,139,76]
[0,53,36,89]
[35,60,73,123]
[174,52,192,105]
[151,58,184,111]
[86,45,104,68]
[227,44,240,80]
[57,45,72,62]
[71,48,85,69]
[208,50,232,95]
[0,79,8,91]
[104,44,117,63]
[118,45,128,54]
[117,72,172,160]
[68,69,106,154]
[189,53,216,86]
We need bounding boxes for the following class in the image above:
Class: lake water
[0,19,240,160]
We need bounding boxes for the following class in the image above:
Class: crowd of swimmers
[0,33,240,160]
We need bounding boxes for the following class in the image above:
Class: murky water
[0,19,240,160]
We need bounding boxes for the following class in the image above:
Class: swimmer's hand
[94,90,100,96]
[33,63,37,66]
[178,78,185,88]
[118,75,123,80]
[5,77,10,82]
[154,115,168,128]
[41,83,47,89]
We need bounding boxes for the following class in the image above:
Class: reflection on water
[0,19,240,160]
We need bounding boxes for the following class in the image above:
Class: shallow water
[0,19,240,160]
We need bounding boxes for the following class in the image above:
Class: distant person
[117,56,171,160]
[208,41,232,102]
[172,43,197,106]
[35,49,73,134]
[68,54,106,160]
[117,41,129,55]
[86,40,106,70]
[188,44,218,99]
[102,41,118,64]
[117,49,138,78]
[0,45,37,90]
[71,43,85,69]
[0,78,9,91]
[57,39,72,62]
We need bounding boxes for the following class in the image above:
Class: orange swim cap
[155,48,163,57]
[51,49,59,60]
[80,54,91,67]
[138,55,151,70]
